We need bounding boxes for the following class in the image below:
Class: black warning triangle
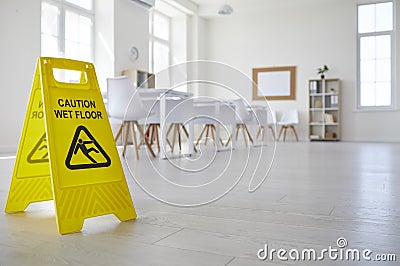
[27,133,49,163]
[65,125,111,170]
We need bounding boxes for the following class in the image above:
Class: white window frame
[149,10,171,74]
[356,0,396,111]
[41,0,94,61]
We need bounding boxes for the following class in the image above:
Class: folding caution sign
[5,57,136,234]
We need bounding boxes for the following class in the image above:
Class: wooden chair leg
[137,125,146,148]
[114,123,124,143]
[235,124,240,141]
[150,125,156,145]
[210,125,216,145]
[171,124,177,153]
[269,125,276,141]
[205,125,210,145]
[196,125,207,146]
[166,124,174,150]
[225,135,232,147]
[152,125,157,145]
[135,121,156,158]
[244,125,254,144]
[291,126,299,142]
[257,126,265,141]
[182,125,189,137]
[178,124,182,151]
[155,124,160,152]
[283,126,288,142]
[241,125,248,147]
[145,125,152,145]
[277,126,284,141]
[261,126,265,141]
[122,122,129,157]
[129,122,140,160]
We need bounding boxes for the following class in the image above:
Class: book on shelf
[325,132,336,139]
[309,80,320,94]
[310,135,320,140]
[314,100,322,108]
[324,113,335,123]
[325,96,331,107]
[331,95,338,107]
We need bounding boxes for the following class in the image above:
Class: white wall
[0,0,41,153]
[95,0,150,92]
[201,0,400,142]
[0,0,151,153]
[114,0,150,75]
[94,0,115,93]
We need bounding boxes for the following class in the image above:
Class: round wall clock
[129,46,139,61]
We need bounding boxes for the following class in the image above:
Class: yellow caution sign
[5,57,136,234]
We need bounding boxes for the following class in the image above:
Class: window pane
[66,0,92,10]
[41,35,59,57]
[153,41,169,73]
[149,41,153,71]
[376,2,393,32]
[42,3,59,36]
[66,11,79,43]
[376,35,391,59]
[65,10,92,61]
[360,36,375,60]
[360,60,376,83]
[360,82,376,106]
[358,3,393,108]
[376,59,391,82]
[358,4,375,33]
[41,2,60,56]
[153,13,169,41]
[79,16,92,45]
[375,82,391,106]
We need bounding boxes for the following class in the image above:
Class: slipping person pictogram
[27,133,49,163]
[74,138,100,164]
[66,125,111,170]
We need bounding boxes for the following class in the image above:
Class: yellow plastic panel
[5,64,53,213]
[5,57,136,234]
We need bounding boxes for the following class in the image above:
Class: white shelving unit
[308,78,341,141]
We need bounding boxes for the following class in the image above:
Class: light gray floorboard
[0,142,399,265]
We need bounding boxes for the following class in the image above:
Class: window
[41,0,94,63]
[149,11,170,74]
[357,1,395,109]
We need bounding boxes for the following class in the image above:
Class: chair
[251,107,268,142]
[193,103,225,147]
[225,99,254,147]
[142,97,195,154]
[267,110,277,141]
[107,76,156,159]
[277,109,299,142]
[165,98,195,153]
[141,99,161,153]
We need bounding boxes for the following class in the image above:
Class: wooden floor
[0,142,399,265]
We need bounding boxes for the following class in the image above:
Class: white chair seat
[107,76,156,159]
[277,109,299,142]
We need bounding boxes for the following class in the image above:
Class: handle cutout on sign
[53,69,88,85]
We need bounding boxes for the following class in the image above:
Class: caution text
[53,98,103,119]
